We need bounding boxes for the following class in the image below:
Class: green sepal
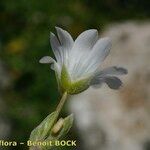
[68,78,90,94]
[60,65,71,93]
[60,65,90,94]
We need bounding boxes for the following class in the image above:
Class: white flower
[39,27,127,94]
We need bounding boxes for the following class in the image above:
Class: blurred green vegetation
[0,0,150,149]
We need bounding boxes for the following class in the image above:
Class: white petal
[50,32,63,64]
[39,56,61,78]
[72,29,98,53]
[68,29,98,78]
[55,27,74,67]
[39,56,55,64]
[55,27,74,51]
[104,76,122,89]
[91,37,111,63]
[90,76,122,89]
[84,37,111,73]
[90,66,127,89]
[72,37,111,79]
[50,32,60,51]
[96,66,128,77]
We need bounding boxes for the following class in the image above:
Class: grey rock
[68,22,150,150]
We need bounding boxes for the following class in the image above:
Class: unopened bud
[52,118,64,134]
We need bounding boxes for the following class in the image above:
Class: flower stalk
[56,92,68,115]
[29,92,73,150]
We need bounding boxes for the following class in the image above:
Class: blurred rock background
[0,0,150,150]
[69,22,150,150]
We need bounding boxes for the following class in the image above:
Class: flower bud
[29,112,73,150]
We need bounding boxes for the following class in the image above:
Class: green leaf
[29,111,59,141]
[41,114,74,150]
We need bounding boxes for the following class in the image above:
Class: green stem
[56,92,68,115]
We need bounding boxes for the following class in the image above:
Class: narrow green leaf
[29,111,59,141]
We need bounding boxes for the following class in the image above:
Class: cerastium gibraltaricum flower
[29,27,127,150]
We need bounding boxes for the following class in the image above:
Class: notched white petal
[90,76,123,90]
[72,29,98,52]
[39,56,55,64]
[105,67,128,75]
[96,66,128,77]
[104,76,122,89]
[80,37,112,75]
[50,32,61,51]
[50,32,62,64]
[91,37,111,63]
[68,29,99,77]
[55,27,74,50]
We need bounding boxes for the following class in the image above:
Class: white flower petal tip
[96,66,128,77]
[50,32,55,37]
[40,27,127,94]
[114,67,128,75]
[78,29,98,37]
[54,27,74,55]
[39,56,55,64]
[90,66,128,90]
[55,26,61,31]
[105,76,123,90]
[91,76,123,90]
[72,29,98,52]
